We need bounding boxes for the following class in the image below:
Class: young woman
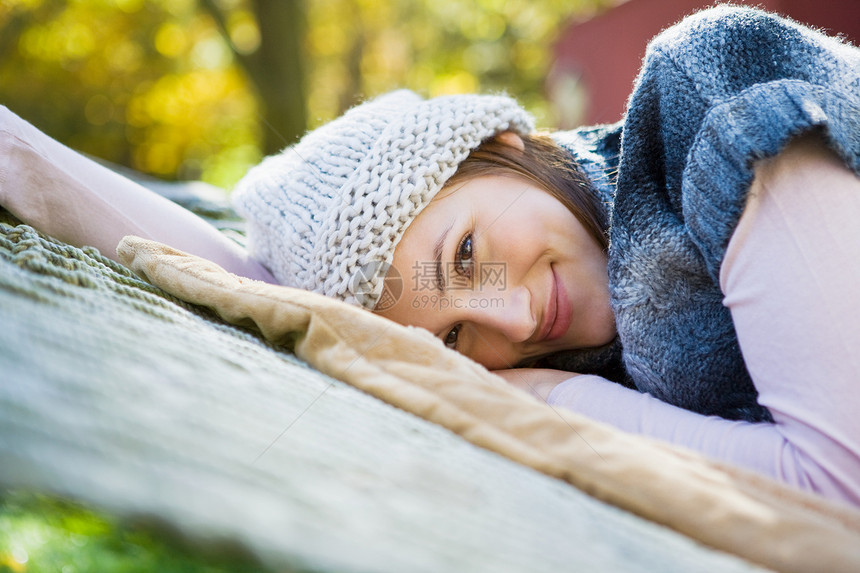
[2,5,858,505]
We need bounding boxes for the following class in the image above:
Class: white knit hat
[232,90,534,309]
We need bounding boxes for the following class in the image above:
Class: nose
[460,285,536,344]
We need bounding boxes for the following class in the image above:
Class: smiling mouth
[537,267,572,343]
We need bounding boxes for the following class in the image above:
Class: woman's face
[376,173,616,370]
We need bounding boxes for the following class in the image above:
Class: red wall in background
[550,0,860,128]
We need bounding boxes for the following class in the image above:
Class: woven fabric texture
[0,216,765,573]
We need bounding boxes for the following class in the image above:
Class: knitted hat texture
[232,90,534,309]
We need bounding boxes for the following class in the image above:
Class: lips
[537,267,572,343]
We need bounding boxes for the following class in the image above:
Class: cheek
[487,215,549,263]
[465,329,525,370]
[503,197,573,249]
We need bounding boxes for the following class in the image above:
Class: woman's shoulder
[649,5,813,52]
[631,4,858,119]
[647,4,858,70]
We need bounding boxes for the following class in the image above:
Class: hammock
[1,205,859,573]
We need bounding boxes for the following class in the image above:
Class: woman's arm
[0,105,275,283]
[497,368,840,497]
[546,375,860,503]
[718,133,860,504]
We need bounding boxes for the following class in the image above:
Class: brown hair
[443,133,608,250]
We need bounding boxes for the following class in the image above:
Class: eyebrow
[433,219,454,295]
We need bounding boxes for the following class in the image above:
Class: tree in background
[0,0,607,189]
[0,0,261,187]
[200,0,307,157]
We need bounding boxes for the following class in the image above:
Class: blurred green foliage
[0,491,278,573]
[0,0,607,189]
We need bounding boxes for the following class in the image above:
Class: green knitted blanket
[0,212,764,572]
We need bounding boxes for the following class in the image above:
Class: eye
[455,233,473,277]
[444,324,462,350]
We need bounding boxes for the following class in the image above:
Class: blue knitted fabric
[552,6,860,422]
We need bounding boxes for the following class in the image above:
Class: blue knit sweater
[549,5,860,422]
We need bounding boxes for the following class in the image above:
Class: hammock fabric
[2,214,860,573]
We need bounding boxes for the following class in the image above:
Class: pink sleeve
[550,136,860,506]
[547,376,855,501]
[0,106,275,283]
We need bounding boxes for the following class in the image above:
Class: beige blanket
[117,235,860,573]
